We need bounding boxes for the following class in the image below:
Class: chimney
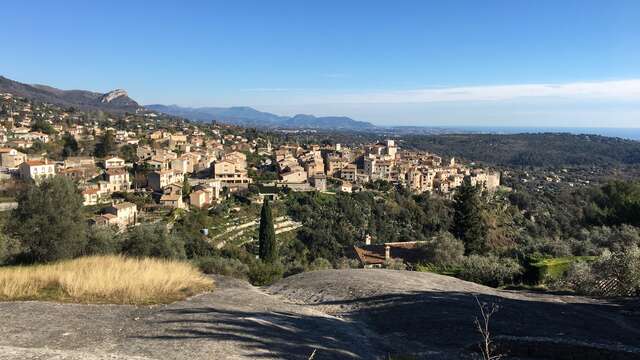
[364,234,371,245]
[384,245,391,260]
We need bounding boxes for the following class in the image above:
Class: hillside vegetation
[402,133,640,166]
[0,256,214,304]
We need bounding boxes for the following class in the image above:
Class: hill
[402,133,640,167]
[0,75,141,113]
[146,104,377,131]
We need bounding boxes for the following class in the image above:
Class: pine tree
[258,199,277,262]
[452,176,487,255]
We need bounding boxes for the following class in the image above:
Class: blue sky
[1,0,639,127]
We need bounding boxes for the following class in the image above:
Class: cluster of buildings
[271,139,500,195]
[0,92,500,232]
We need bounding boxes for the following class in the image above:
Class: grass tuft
[0,255,214,304]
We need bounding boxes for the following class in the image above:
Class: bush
[308,257,333,271]
[196,256,249,280]
[335,257,361,269]
[558,247,640,296]
[419,231,465,267]
[122,224,186,259]
[458,255,522,287]
[384,258,407,270]
[248,260,284,286]
[85,227,121,255]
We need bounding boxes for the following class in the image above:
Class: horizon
[1,0,639,127]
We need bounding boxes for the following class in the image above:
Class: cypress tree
[452,176,487,255]
[258,199,277,262]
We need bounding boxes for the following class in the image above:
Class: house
[0,148,26,169]
[18,159,55,183]
[82,188,101,206]
[105,167,131,192]
[340,181,353,193]
[280,168,307,183]
[310,173,327,191]
[148,169,181,192]
[103,202,138,229]
[170,154,194,174]
[211,160,252,184]
[28,131,50,143]
[92,213,119,227]
[350,240,428,268]
[64,156,95,168]
[159,193,184,209]
[104,157,126,169]
[189,185,219,209]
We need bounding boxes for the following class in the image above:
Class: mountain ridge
[146,104,377,130]
[0,76,141,113]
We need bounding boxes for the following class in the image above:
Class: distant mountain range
[0,76,140,113]
[0,75,376,130]
[145,104,377,130]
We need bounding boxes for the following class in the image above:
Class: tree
[258,199,277,262]
[95,130,116,157]
[182,176,192,197]
[118,144,137,163]
[453,176,487,255]
[8,177,88,262]
[62,132,79,157]
[122,223,185,259]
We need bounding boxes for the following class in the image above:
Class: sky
[1,0,640,127]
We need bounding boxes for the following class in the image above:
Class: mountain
[146,104,377,130]
[0,75,141,113]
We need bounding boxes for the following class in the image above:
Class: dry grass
[0,255,214,304]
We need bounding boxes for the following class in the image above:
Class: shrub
[122,224,186,259]
[248,260,284,286]
[85,227,121,255]
[419,231,465,267]
[458,255,522,287]
[384,258,407,270]
[335,257,361,269]
[561,247,640,296]
[308,257,333,271]
[196,256,249,280]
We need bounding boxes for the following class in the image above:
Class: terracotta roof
[106,167,127,175]
[24,159,50,166]
[160,194,181,201]
[112,202,136,209]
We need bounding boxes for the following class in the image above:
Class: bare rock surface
[268,269,640,357]
[0,270,639,359]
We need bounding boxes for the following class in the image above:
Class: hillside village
[0,92,499,231]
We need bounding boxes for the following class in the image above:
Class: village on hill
[0,92,499,233]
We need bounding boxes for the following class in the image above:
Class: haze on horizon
[1,0,639,128]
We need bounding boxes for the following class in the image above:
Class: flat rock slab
[268,269,640,356]
[1,270,639,359]
[0,275,379,360]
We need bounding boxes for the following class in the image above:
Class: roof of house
[23,159,51,166]
[106,167,127,175]
[160,194,181,201]
[351,241,427,266]
[112,202,136,210]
